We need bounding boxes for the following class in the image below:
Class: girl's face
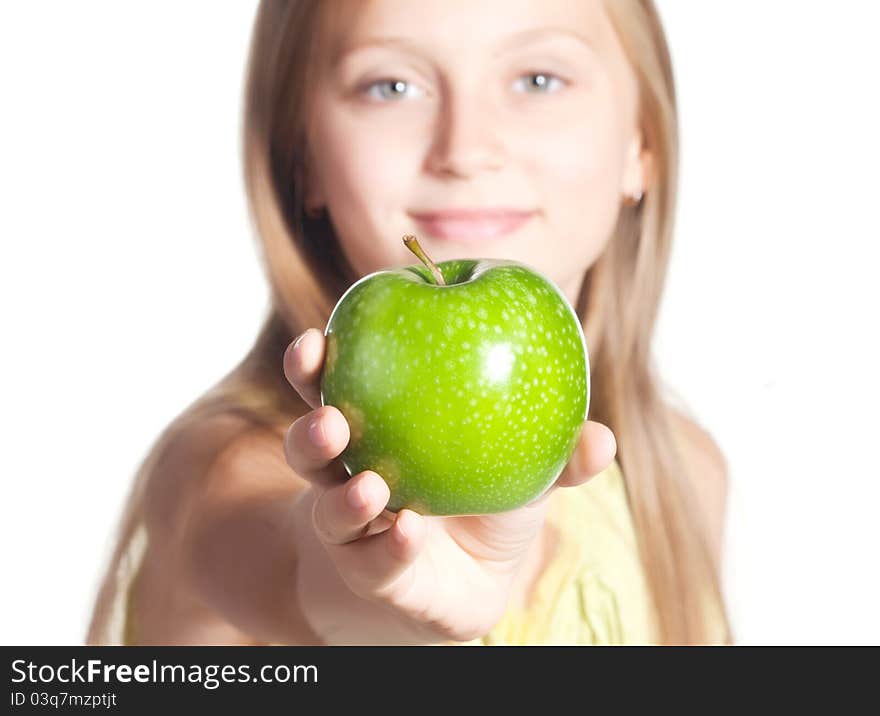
[305,0,649,306]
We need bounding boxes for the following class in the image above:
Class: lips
[408,208,536,242]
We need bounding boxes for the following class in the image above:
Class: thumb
[555,421,617,488]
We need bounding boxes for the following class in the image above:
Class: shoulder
[667,409,729,567]
[142,411,296,542]
[208,419,290,477]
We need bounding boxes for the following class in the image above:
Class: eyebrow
[332,26,595,66]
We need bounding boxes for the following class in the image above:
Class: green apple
[320,236,589,516]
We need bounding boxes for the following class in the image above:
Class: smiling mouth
[407,209,536,242]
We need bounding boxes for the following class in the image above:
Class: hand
[282,327,617,644]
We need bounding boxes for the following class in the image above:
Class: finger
[363,513,396,537]
[283,328,325,409]
[284,405,350,487]
[311,470,391,545]
[555,421,618,488]
[326,508,428,603]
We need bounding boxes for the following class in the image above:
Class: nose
[424,89,505,178]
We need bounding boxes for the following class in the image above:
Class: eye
[361,78,424,101]
[512,72,566,94]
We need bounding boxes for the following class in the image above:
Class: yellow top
[100,459,725,646]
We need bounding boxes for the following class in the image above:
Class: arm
[180,425,326,645]
[179,424,448,646]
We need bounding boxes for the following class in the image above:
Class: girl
[87,0,732,646]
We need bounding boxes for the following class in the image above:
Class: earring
[622,190,644,208]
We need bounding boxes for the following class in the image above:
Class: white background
[1,2,878,645]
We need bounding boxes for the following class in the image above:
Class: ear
[621,130,654,199]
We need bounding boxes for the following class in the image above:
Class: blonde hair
[87,0,731,645]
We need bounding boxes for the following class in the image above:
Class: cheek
[530,103,624,213]
[316,112,413,215]
[310,100,425,273]
[520,102,623,206]
[517,99,625,252]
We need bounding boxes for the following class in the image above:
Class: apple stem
[403,235,446,286]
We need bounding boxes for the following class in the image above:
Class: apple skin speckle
[320,258,590,516]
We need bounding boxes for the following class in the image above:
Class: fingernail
[308,416,329,447]
[293,331,308,353]
[346,480,368,510]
